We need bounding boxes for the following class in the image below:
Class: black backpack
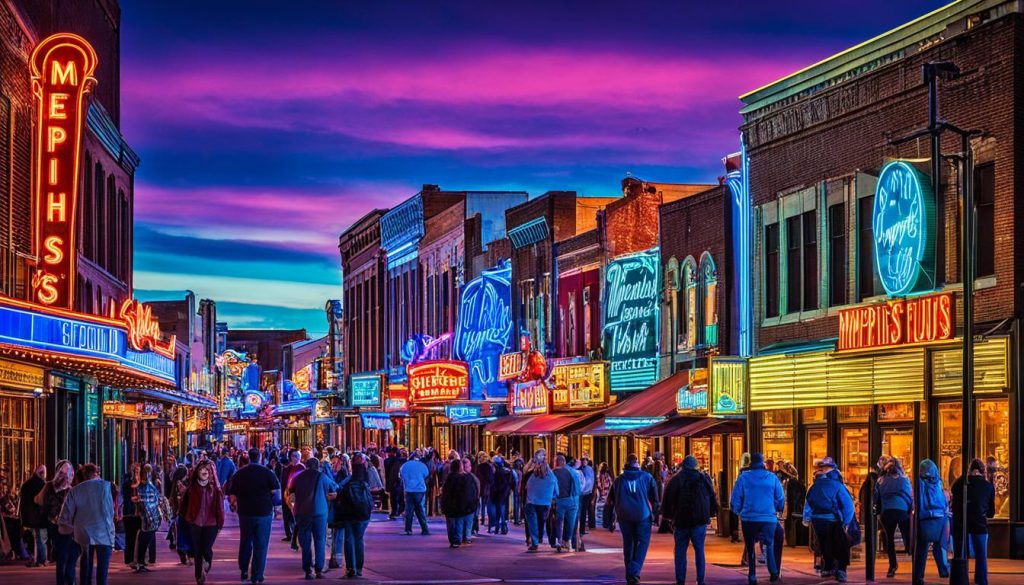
[340,480,373,521]
[675,474,712,527]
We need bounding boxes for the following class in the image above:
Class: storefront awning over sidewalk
[129,387,218,409]
[484,411,602,435]
[605,370,688,419]
[636,417,738,438]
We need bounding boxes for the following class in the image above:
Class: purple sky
[123,1,948,335]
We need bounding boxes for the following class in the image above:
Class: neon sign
[361,412,394,431]
[676,369,708,415]
[550,361,608,412]
[509,380,548,415]
[710,357,747,416]
[604,416,665,430]
[873,161,936,296]
[453,260,513,400]
[838,291,953,351]
[117,299,176,358]
[385,383,409,414]
[30,34,97,309]
[445,404,483,423]
[312,398,333,424]
[602,249,660,392]
[724,138,753,357]
[407,360,469,403]
[498,352,526,380]
[349,373,384,408]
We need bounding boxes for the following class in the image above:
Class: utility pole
[890,61,979,585]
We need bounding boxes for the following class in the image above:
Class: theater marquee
[838,291,954,351]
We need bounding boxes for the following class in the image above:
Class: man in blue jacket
[604,453,660,585]
[802,457,855,583]
[731,452,785,585]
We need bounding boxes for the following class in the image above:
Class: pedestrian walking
[228,448,281,584]
[327,453,349,570]
[289,458,338,579]
[874,458,913,578]
[951,458,995,585]
[383,448,406,520]
[475,452,495,529]
[915,458,951,584]
[732,452,785,585]
[335,455,373,577]
[19,463,48,568]
[58,463,115,585]
[181,460,225,585]
[169,463,191,565]
[490,456,513,535]
[552,454,581,552]
[400,453,431,536]
[37,460,77,585]
[511,453,524,525]
[802,457,854,583]
[524,450,556,553]
[603,453,660,585]
[279,450,303,546]
[214,449,237,497]
[442,458,478,548]
[132,464,162,573]
[121,463,143,568]
[578,456,596,534]
[662,455,718,585]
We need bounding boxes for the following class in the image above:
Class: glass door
[881,427,915,482]
[805,428,828,480]
[840,426,869,515]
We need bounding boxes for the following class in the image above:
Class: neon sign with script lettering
[117,299,176,358]
[873,161,936,296]
[30,34,97,309]
[602,249,660,392]
[453,260,513,400]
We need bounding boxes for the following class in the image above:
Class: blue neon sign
[445,404,482,423]
[453,260,513,400]
[873,161,936,296]
[725,137,753,357]
[349,373,383,408]
[602,249,660,392]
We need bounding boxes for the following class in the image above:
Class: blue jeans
[914,517,949,583]
[343,520,369,572]
[513,491,521,524]
[674,524,708,584]
[953,531,988,585]
[330,525,346,564]
[524,503,548,547]
[446,513,473,545]
[618,519,653,580]
[554,500,578,549]
[404,492,429,533]
[238,514,273,581]
[79,544,111,585]
[30,527,47,564]
[52,529,79,585]
[743,521,780,581]
[487,497,508,532]
[296,514,327,574]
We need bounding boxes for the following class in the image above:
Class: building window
[764,224,780,318]
[785,210,817,313]
[802,211,818,310]
[678,257,697,350]
[699,252,718,346]
[974,163,995,278]
[828,203,847,306]
[858,195,883,299]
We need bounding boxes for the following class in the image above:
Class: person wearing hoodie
[951,458,995,585]
[915,458,951,585]
[489,456,513,535]
[604,453,660,585]
[802,457,854,583]
[732,452,785,585]
[441,459,479,548]
[524,450,556,552]
[662,455,718,585]
[873,458,913,577]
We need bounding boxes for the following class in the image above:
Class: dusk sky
[124,1,948,337]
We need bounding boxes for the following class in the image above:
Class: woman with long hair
[121,462,143,567]
[524,450,556,552]
[181,460,224,584]
[133,464,162,572]
[37,460,76,584]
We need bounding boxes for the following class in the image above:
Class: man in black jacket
[384,448,406,520]
[662,456,718,585]
[20,464,48,567]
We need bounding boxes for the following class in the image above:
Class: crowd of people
[0,441,999,585]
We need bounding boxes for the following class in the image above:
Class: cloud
[135,290,329,335]
[133,270,340,311]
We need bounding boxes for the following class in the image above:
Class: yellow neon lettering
[43,236,64,264]
[48,158,58,185]
[47,126,66,152]
[48,93,69,119]
[34,273,59,305]
[51,61,77,85]
[46,192,66,222]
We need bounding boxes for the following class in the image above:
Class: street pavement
[3,511,1022,584]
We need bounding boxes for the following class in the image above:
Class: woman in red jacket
[181,460,224,585]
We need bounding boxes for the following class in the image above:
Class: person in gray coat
[59,463,115,585]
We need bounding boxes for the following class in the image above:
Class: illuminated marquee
[873,161,936,296]
[676,369,708,415]
[602,249,660,392]
[838,291,954,351]
[349,373,384,408]
[30,34,97,309]
[710,357,747,416]
[498,352,526,381]
[117,299,176,358]
[453,260,513,400]
[385,383,409,414]
[407,360,469,403]
[312,398,333,424]
[509,380,548,415]
[550,361,608,412]
[361,411,394,431]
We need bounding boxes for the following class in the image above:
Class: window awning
[484,412,601,435]
[605,370,688,419]
[129,388,218,410]
[636,417,729,438]
[483,415,536,434]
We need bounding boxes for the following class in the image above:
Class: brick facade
[339,209,387,377]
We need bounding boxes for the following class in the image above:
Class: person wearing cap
[663,455,718,585]
[731,452,785,584]
[802,457,855,583]
[873,458,912,577]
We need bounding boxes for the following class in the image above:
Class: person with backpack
[490,456,513,535]
[873,458,913,578]
[802,457,854,583]
[951,458,995,585]
[132,464,162,573]
[227,448,281,584]
[732,452,785,585]
[327,454,349,571]
[603,453,660,585]
[288,458,338,580]
[915,459,950,585]
[662,455,718,585]
[442,458,479,547]
[335,455,373,578]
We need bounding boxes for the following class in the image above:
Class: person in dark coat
[662,455,718,585]
[383,448,406,520]
[20,464,48,567]
[489,457,513,535]
[474,452,495,529]
[951,458,995,585]
[442,459,479,548]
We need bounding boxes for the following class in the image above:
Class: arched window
[699,252,718,346]
[678,257,698,351]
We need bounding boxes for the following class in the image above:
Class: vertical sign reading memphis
[603,249,660,392]
[454,260,513,400]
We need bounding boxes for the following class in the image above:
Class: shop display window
[712,434,723,492]
[840,427,869,514]
[729,434,744,487]
[692,437,712,472]
[881,427,914,482]
[669,436,685,468]
[802,407,827,423]
[837,405,870,423]
[977,399,1010,519]
[763,409,794,426]
[877,402,914,422]
[937,402,963,486]
[806,428,828,479]
[763,427,795,469]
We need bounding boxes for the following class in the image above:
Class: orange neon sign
[837,291,954,351]
[116,298,176,358]
[30,34,97,309]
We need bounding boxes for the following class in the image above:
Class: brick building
[339,209,387,380]
[740,0,1021,555]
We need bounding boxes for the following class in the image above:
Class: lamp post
[890,61,979,585]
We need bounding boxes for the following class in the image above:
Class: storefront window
[802,407,826,423]
[937,402,963,486]
[877,402,914,422]
[837,405,870,423]
[729,434,744,495]
[841,427,869,514]
[763,427,794,468]
[692,437,711,473]
[806,428,828,480]
[977,399,1010,518]
[881,428,915,482]
[762,409,794,426]
[670,437,685,468]
[711,434,723,493]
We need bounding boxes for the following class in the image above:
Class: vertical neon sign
[602,249,660,392]
[725,137,753,357]
[453,260,513,400]
[30,34,97,309]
